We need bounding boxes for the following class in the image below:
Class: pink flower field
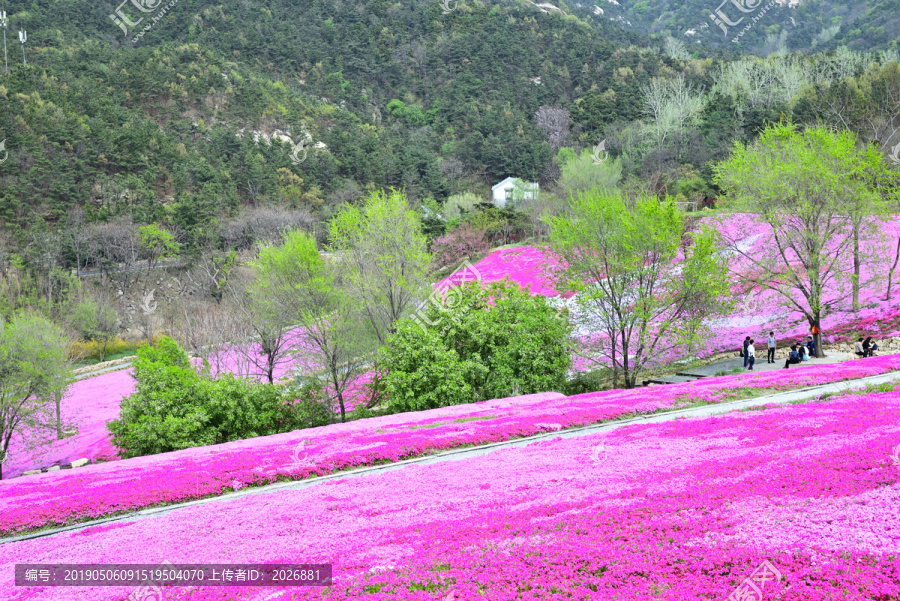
[1,332,366,479]
[4,383,900,600]
[3,354,900,538]
[443,216,900,359]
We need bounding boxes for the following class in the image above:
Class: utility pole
[1,11,8,75]
[18,28,25,67]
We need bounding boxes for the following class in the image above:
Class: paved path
[5,368,900,546]
[650,348,878,384]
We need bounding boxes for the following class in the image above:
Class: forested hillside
[0,0,898,262]
[577,0,900,56]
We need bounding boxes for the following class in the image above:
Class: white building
[491,177,539,208]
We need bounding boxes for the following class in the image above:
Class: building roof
[491,177,538,191]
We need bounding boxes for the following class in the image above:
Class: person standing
[766,331,776,363]
[742,336,751,368]
[746,339,756,371]
[807,334,816,358]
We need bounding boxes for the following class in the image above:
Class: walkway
[5,368,899,545]
[646,348,865,385]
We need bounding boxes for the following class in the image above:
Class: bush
[562,370,609,395]
[70,334,165,363]
[379,281,571,412]
[108,337,314,458]
[430,223,490,269]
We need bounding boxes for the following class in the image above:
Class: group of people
[741,332,880,370]
[741,332,819,370]
[854,336,879,358]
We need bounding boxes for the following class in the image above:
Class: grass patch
[713,367,745,377]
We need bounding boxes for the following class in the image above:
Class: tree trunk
[887,237,900,301]
[852,223,860,312]
[812,314,824,358]
[55,390,63,440]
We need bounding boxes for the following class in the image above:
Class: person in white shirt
[766,331,776,363]
[746,339,756,370]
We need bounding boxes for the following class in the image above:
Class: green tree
[714,123,892,356]
[379,281,571,412]
[71,299,119,362]
[138,223,180,270]
[547,191,728,388]
[0,312,73,479]
[251,229,376,422]
[558,151,624,197]
[328,189,431,345]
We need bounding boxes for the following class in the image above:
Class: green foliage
[562,370,610,396]
[558,151,624,197]
[379,281,572,412]
[714,122,894,335]
[548,190,729,388]
[443,193,484,220]
[0,311,72,478]
[70,300,119,362]
[108,337,309,458]
[138,223,180,268]
[251,228,377,421]
[329,189,431,345]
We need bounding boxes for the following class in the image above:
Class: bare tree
[534,106,570,150]
[172,298,254,378]
[87,218,140,308]
[227,273,294,384]
[221,207,314,251]
[641,78,679,172]
[65,207,92,278]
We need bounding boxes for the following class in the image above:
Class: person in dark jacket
[863,336,872,357]
[742,336,751,368]
[784,345,801,369]
[806,334,816,358]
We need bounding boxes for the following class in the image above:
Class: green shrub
[108,337,320,458]
[562,370,609,396]
[379,281,571,413]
